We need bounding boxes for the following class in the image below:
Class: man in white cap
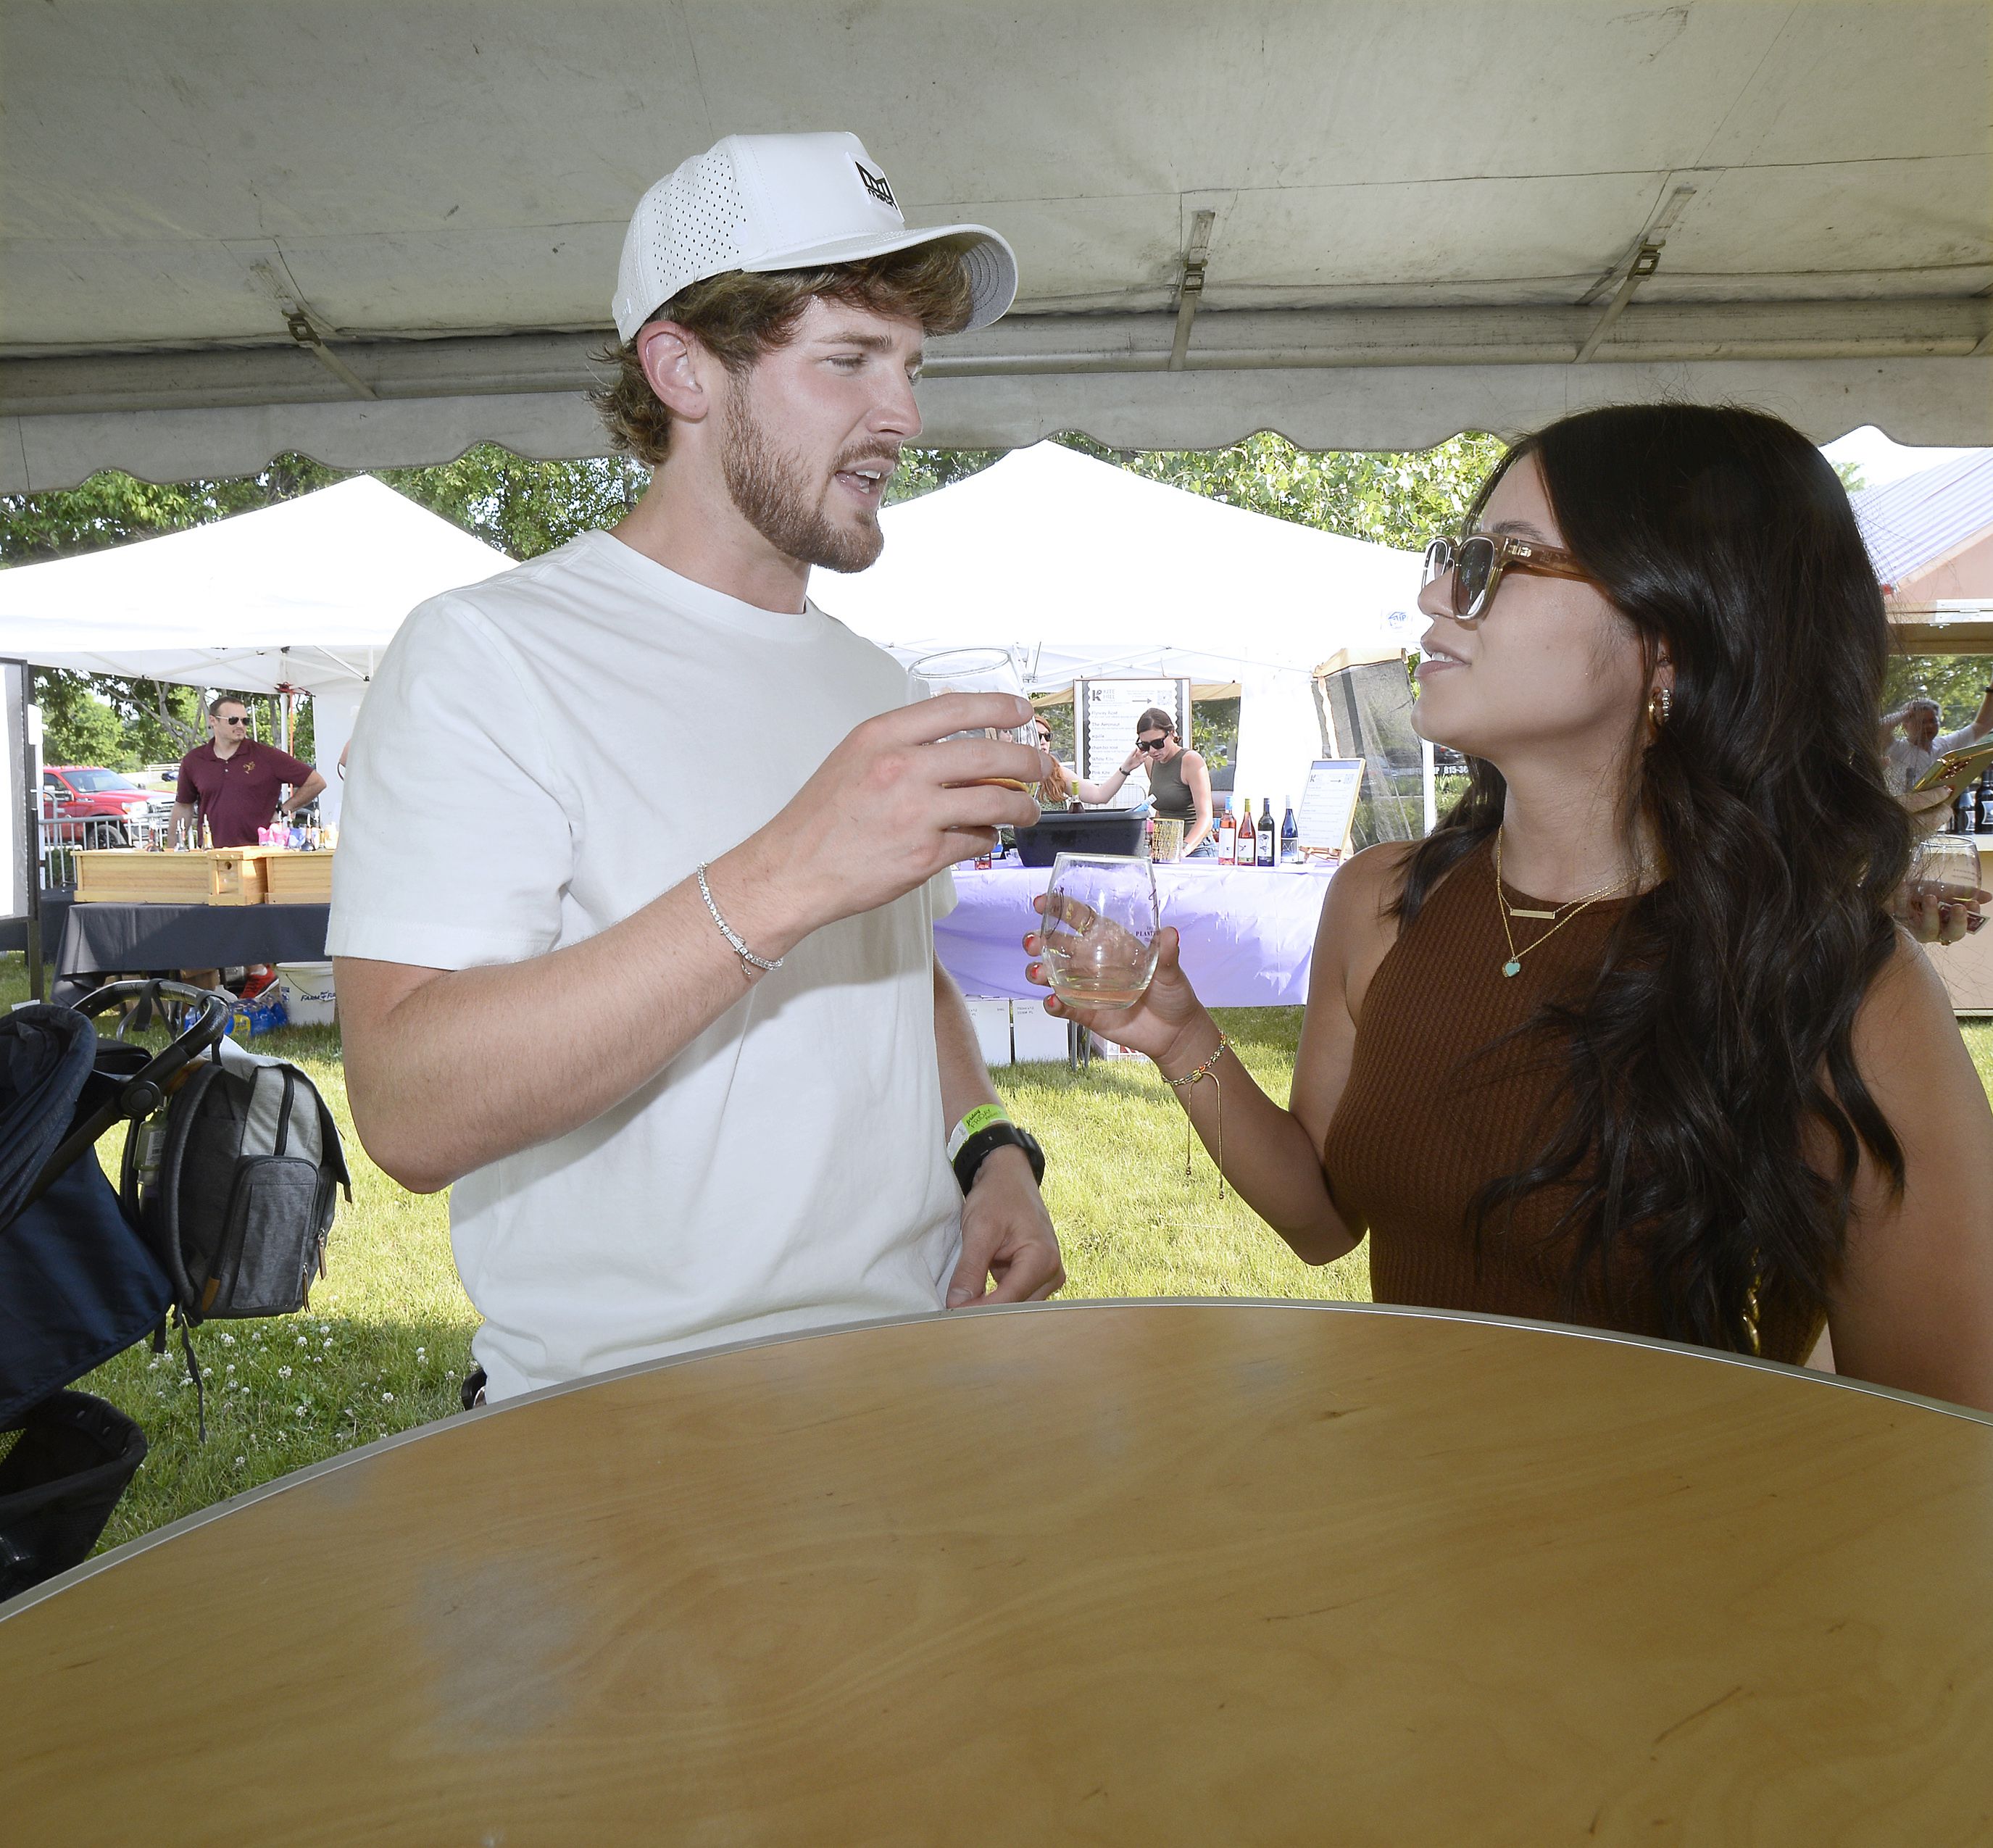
[333,133,1061,1403]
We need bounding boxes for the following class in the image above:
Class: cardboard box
[963,995,1013,1066]
[1011,1002,1073,1064]
[75,847,275,905]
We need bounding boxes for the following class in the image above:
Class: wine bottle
[1281,797,1299,864]
[1229,796,1249,863]
[1217,799,1236,862]
[1257,797,1276,867]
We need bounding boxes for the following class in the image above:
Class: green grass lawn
[4,952,1988,1560]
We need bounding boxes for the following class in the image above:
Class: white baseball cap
[612,131,1018,342]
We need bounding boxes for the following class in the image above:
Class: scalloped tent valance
[3,1,1988,490]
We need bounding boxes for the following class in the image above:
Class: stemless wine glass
[911,647,1039,799]
[1905,834,1983,941]
[1041,852,1162,1011]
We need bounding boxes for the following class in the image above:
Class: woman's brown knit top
[1320,836,1823,1365]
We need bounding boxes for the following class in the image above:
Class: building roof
[1853,452,1993,588]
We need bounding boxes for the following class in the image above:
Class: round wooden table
[4,1302,1990,1844]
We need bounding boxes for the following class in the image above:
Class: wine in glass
[1041,852,1162,1010]
[911,647,1039,799]
[1905,834,1982,941]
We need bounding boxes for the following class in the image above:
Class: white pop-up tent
[0,477,509,817]
[815,442,1424,804]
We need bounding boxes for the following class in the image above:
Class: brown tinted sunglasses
[1423,533,1597,623]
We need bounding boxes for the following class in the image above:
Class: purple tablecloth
[934,862,1336,1007]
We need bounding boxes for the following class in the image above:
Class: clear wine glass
[1041,852,1161,1011]
[911,647,1039,799]
[1903,834,1982,941]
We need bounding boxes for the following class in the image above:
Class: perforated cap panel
[613,147,745,340]
[611,132,1018,341]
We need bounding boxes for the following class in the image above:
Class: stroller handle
[17,982,236,1217]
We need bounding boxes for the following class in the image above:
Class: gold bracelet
[1164,1031,1231,1199]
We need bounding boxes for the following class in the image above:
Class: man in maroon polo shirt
[172,695,326,848]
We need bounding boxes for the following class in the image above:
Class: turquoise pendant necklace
[1494,828,1628,977]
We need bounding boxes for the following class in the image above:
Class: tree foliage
[892,431,1507,554]
[1882,655,1993,731]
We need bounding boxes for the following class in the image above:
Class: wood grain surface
[3,1302,1989,1846]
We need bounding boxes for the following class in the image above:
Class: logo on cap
[854,162,896,210]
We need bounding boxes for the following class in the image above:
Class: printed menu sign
[1078,678,1191,786]
[1297,758,1365,856]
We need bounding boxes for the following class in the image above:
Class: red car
[42,766,157,845]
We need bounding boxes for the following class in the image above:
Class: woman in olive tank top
[1026,404,1993,1414]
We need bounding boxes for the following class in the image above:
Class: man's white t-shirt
[328,530,963,1401]
[1886,724,1981,794]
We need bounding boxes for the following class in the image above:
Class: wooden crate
[74,847,275,906]
[263,850,336,904]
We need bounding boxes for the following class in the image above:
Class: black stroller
[0,981,234,1600]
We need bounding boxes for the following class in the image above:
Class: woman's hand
[1023,898,1210,1062]
[1892,878,1989,946]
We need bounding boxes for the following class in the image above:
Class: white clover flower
[382,1392,394,1403]
[225,1364,236,1375]
[318,1323,329,1334]
[415,1348,425,1358]
[296,1335,308,1347]
[220,1333,236,1347]
[278,1365,291,1378]
[294,1404,308,1417]
[201,1366,212,1377]
[234,1456,246,1468]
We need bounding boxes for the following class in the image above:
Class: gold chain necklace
[1494,828,1631,978]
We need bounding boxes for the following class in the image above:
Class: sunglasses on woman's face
[1136,735,1170,752]
[1422,533,1596,623]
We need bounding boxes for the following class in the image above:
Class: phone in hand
[1910,738,1993,793]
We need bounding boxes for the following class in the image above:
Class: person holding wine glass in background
[1045,708,1218,856]
[1026,401,1993,1414]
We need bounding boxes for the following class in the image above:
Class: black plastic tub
[1012,810,1147,867]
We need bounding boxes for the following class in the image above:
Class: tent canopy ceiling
[0,476,508,694]
[4,1,1989,490]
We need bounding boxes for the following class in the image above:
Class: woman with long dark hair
[1027,403,1993,1411]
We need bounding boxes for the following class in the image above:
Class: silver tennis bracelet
[695,862,783,973]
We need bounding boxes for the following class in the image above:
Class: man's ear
[636,320,712,425]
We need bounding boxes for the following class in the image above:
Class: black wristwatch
[948,1112,1046,1195]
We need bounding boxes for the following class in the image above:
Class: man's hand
[717,693,1049,955]
[946,1146,1064,1308]
[1902,781,1955,837]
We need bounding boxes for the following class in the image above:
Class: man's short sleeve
[174,755,196,803]
[328,599,577,970]
[268,746,315,787]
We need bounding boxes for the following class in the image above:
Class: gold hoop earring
[1647,687,1673,728]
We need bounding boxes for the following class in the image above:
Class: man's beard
[720,387,883,574]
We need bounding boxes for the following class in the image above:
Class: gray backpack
[129,1055,351,1326]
